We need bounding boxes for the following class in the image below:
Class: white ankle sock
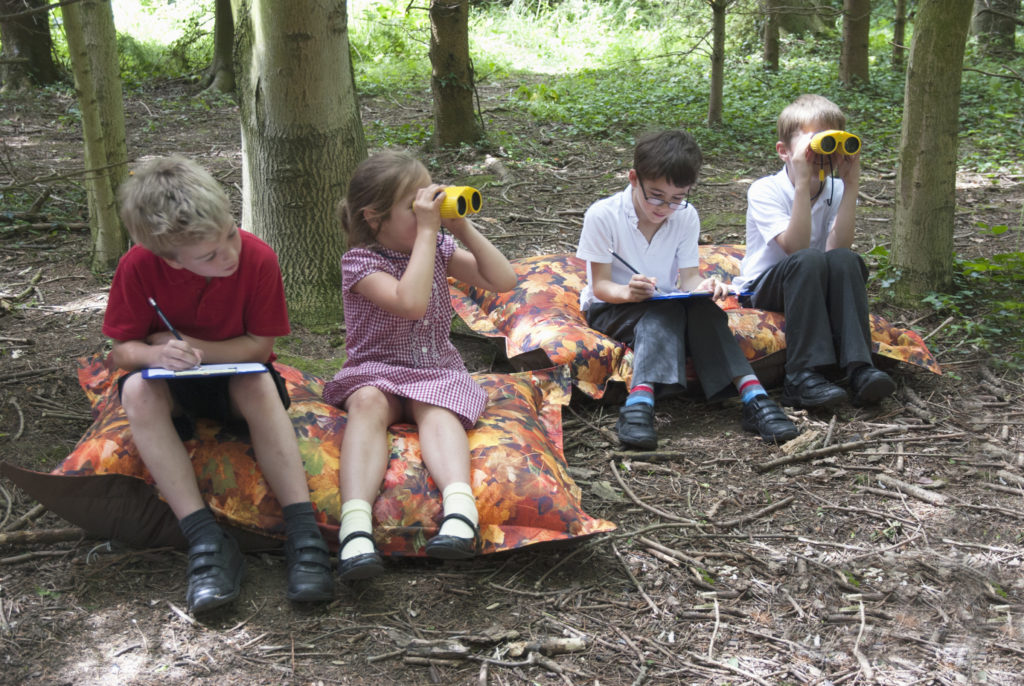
[438,482,477,539]
[339,499,374,560]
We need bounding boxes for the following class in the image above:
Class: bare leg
[230,372,309,507]
[120,374,205,519]
[409,400,476,544]
[340,386,403,503]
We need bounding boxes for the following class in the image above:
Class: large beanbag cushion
[0,356,615,554]
[448,246,941,398]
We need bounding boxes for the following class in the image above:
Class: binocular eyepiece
[809,130,861,156]
[437,186,483,219]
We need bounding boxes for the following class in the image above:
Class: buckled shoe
[285,532,334,602]
[615,403,658,450]
[186,534,245,614]
[742,395,799,443]
[781,370,847,409]
[425,513,479,560]
[850,365,896,406]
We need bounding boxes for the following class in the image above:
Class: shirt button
[421,346,428,353]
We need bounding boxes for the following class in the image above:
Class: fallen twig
[0,526,91,545]
[608,459,695,523]
[875,474,948,506]
[754,426,909,473]
[711,496,795,529]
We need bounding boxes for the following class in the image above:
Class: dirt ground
[2,82,1023,686]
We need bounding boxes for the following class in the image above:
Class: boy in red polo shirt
[103,156,332,613]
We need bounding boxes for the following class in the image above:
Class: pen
[148,297,184,341]
[608,249,665,294]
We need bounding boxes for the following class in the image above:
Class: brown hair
[117,156,233,258]
[777,94,846,149]
[632,129,702,188]
[338,151,429,249]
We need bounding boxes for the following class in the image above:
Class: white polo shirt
[734,167,844,292]
[576,185,700,312]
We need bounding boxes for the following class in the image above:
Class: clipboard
[649,290,752,301]
[141,362,268,379]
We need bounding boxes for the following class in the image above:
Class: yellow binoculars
[809,130,861,156]
[438,186,482,219]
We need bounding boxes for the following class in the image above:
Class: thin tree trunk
[893,0,907,68]
[235,0,366,327]
[891,0,974,303]
[62,0,128,272]
[763,0,780,71]
[971,0,1021,54]
[429,0,480,147]
[202,0,234,93]
[840,0,871,85]
[706,0,726,126]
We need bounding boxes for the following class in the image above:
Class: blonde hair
[777,94,847,148]
[338,151,429,249]
[118,156,233,258]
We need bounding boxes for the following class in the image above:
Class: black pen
[608,249,665,294]
[148,297,185,341]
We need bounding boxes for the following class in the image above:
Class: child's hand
[788,132,818,186]
[694,277,730,301]
[441,214,471,240]
[832,151,861,186]
[154,338,202,370]
[412,184,445,237]
[627,274,658,301]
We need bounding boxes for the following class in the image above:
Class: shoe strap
[339,530,376,556]
[438,512,478,533]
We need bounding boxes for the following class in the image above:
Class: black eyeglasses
[638,178,690,210]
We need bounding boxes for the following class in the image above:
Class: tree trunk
[429,0,480,148]
[893,0,907,68]
[891,0,974,303]
[971,0,1020,54]
[840,0,871,86]
[62,0,128,272]
[763,0,780,71]
[0,0,60,90]
[706,0,727,127]
[235,0,367,327]
[201,0,234,94]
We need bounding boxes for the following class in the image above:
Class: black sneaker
[742,395,799,443]
[284,532,334,603]
[781,369,848,409]
[850,366,896,406]
[615,403,657,450]
[186,534,245,614]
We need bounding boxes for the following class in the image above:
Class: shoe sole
[425,537,477,560]
[742,420,798,444]
[338,555,384,582]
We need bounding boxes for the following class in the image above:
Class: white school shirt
[576,185,701,312]
[733,167,844,292]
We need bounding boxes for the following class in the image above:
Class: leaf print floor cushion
[0,356,615,555]
[448,246,941,397]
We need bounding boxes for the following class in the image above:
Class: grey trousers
[747,247,872,376]
[587,297,753,401]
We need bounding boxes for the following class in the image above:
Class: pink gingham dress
[323,234,487,430]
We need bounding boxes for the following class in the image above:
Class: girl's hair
[339,151,429,248]
[118,156,233,258]
[777,94,846,148]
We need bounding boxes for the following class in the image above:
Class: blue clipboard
[141,362,268,379]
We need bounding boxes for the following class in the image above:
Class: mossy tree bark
[891,0,974,303]
[234,0,367,327]
[0,0,60,90]
[429,0,480,148]
[762,0,780,71]
[706,0,728,126]
[63,0,128,272]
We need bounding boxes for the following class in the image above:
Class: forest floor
[1,82,1024,686]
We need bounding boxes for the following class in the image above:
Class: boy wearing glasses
[576,129,797,449]
[733,94,895,409]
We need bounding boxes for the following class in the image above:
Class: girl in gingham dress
[324,151,517,581]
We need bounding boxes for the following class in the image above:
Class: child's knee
[345,386,392,416]
[120,374,173,417]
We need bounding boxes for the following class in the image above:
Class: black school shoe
[742,395,799,443]
[424,513,479,560]
[186,534,245,614]
[781,369,848,409]
[850,365,896,406]
[284,532,334,602]
[337,531,384,582]
[615,403,658,450]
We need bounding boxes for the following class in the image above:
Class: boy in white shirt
[734,94,895,409]
[577,130,797,449]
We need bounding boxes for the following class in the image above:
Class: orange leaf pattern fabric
[448,246,940,398]
[56,356,615,555]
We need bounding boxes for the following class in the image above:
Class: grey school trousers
[747,247,873,376]
[586,296,752,401]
